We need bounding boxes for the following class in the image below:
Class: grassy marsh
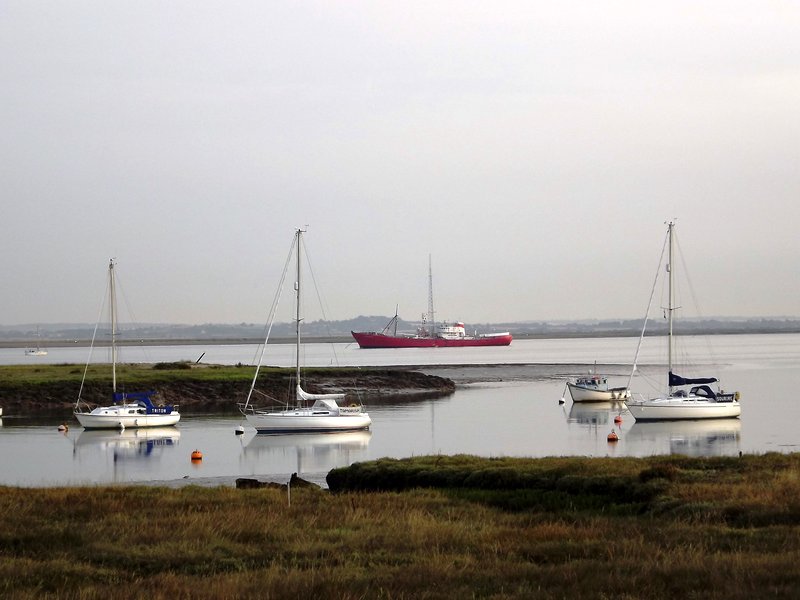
[0,364,455,414]
[1,453,799,598]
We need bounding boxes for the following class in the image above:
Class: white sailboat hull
[625,397,741,421]
[567,382,630,402]
[75,404,180,429]
[245,409,371,434]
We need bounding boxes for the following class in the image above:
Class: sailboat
[567,369,630,402]
[624,222,741,421]
[350,256,513,348]
[24,327,48,356]
[73,259,180,429]
[239,229,372,434]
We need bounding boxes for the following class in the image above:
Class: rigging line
[626,225,671,390]
[114,268,153,365]
[243,234,297,410]
[300,236,365,405]
[300,235,341,368]
[76,274,111,408]
[675,229,718,370]
[636,369,663,395]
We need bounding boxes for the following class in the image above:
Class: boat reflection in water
[75,427,181,461]
[626,419,741,457]
[567,402,626,427]
[242,430,372,477]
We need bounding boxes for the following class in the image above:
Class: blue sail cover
[112,391,157,405]
[112,391,174,414]
[669,371,718,386]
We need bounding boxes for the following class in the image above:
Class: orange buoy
[57,423,69,432]
[607,429,619,442]
[191,450,203,461]
[613,415,623,424]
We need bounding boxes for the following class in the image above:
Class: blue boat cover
[669,371,718,386]
[112,391,174,414]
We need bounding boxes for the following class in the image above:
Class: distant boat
[24,327,48,356]
[351,258,512,349]
[73,259,180,430]
[239,229,372,434]
[567,366,630,402]
[625,222,741,421]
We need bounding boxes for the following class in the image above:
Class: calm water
[1,334,798,487]
[5,331,798,368]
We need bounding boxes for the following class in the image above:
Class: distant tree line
[2,316,800,342]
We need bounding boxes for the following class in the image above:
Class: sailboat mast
[109,259,117,394]
[667,221,674,394]
[295,228,303,406]
[427,254,435,336]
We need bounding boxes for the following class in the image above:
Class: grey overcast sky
[2,1,798,326]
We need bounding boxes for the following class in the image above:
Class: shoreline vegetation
[1,453,799,597]
[0,363,456,414]
[3,319,800,348]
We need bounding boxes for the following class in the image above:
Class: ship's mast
[109,258,117,394]
[295,228,304,407]
[667,221,674,395]
[427,254,435,336]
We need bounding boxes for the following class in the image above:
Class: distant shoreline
[2,327,799,349]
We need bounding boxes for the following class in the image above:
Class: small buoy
[614,415,622,424]
[607,429,619,442]
[234,425,245,435]
[191,450,203,461]
[57,423,68,432]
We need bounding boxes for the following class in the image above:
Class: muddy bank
[418,363,633,384]
[0,367,455,415]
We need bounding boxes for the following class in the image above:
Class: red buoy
[614,415,622,424]
[607,429,619,442]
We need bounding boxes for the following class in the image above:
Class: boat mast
[427,254,435,336]
[109,258,117,394]
[295,228,304,407]
[667,221,674,395]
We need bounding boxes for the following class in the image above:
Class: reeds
[2,453,800,598]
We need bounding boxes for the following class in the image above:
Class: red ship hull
[351,331,513,349]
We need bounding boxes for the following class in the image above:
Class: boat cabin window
[690,385,717,399]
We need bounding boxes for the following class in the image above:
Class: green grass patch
[2,453,800,598]
[328,454,800,524]
[0,364,455,414]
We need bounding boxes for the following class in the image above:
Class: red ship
[351,256,512,349]
[351,318,513,348]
